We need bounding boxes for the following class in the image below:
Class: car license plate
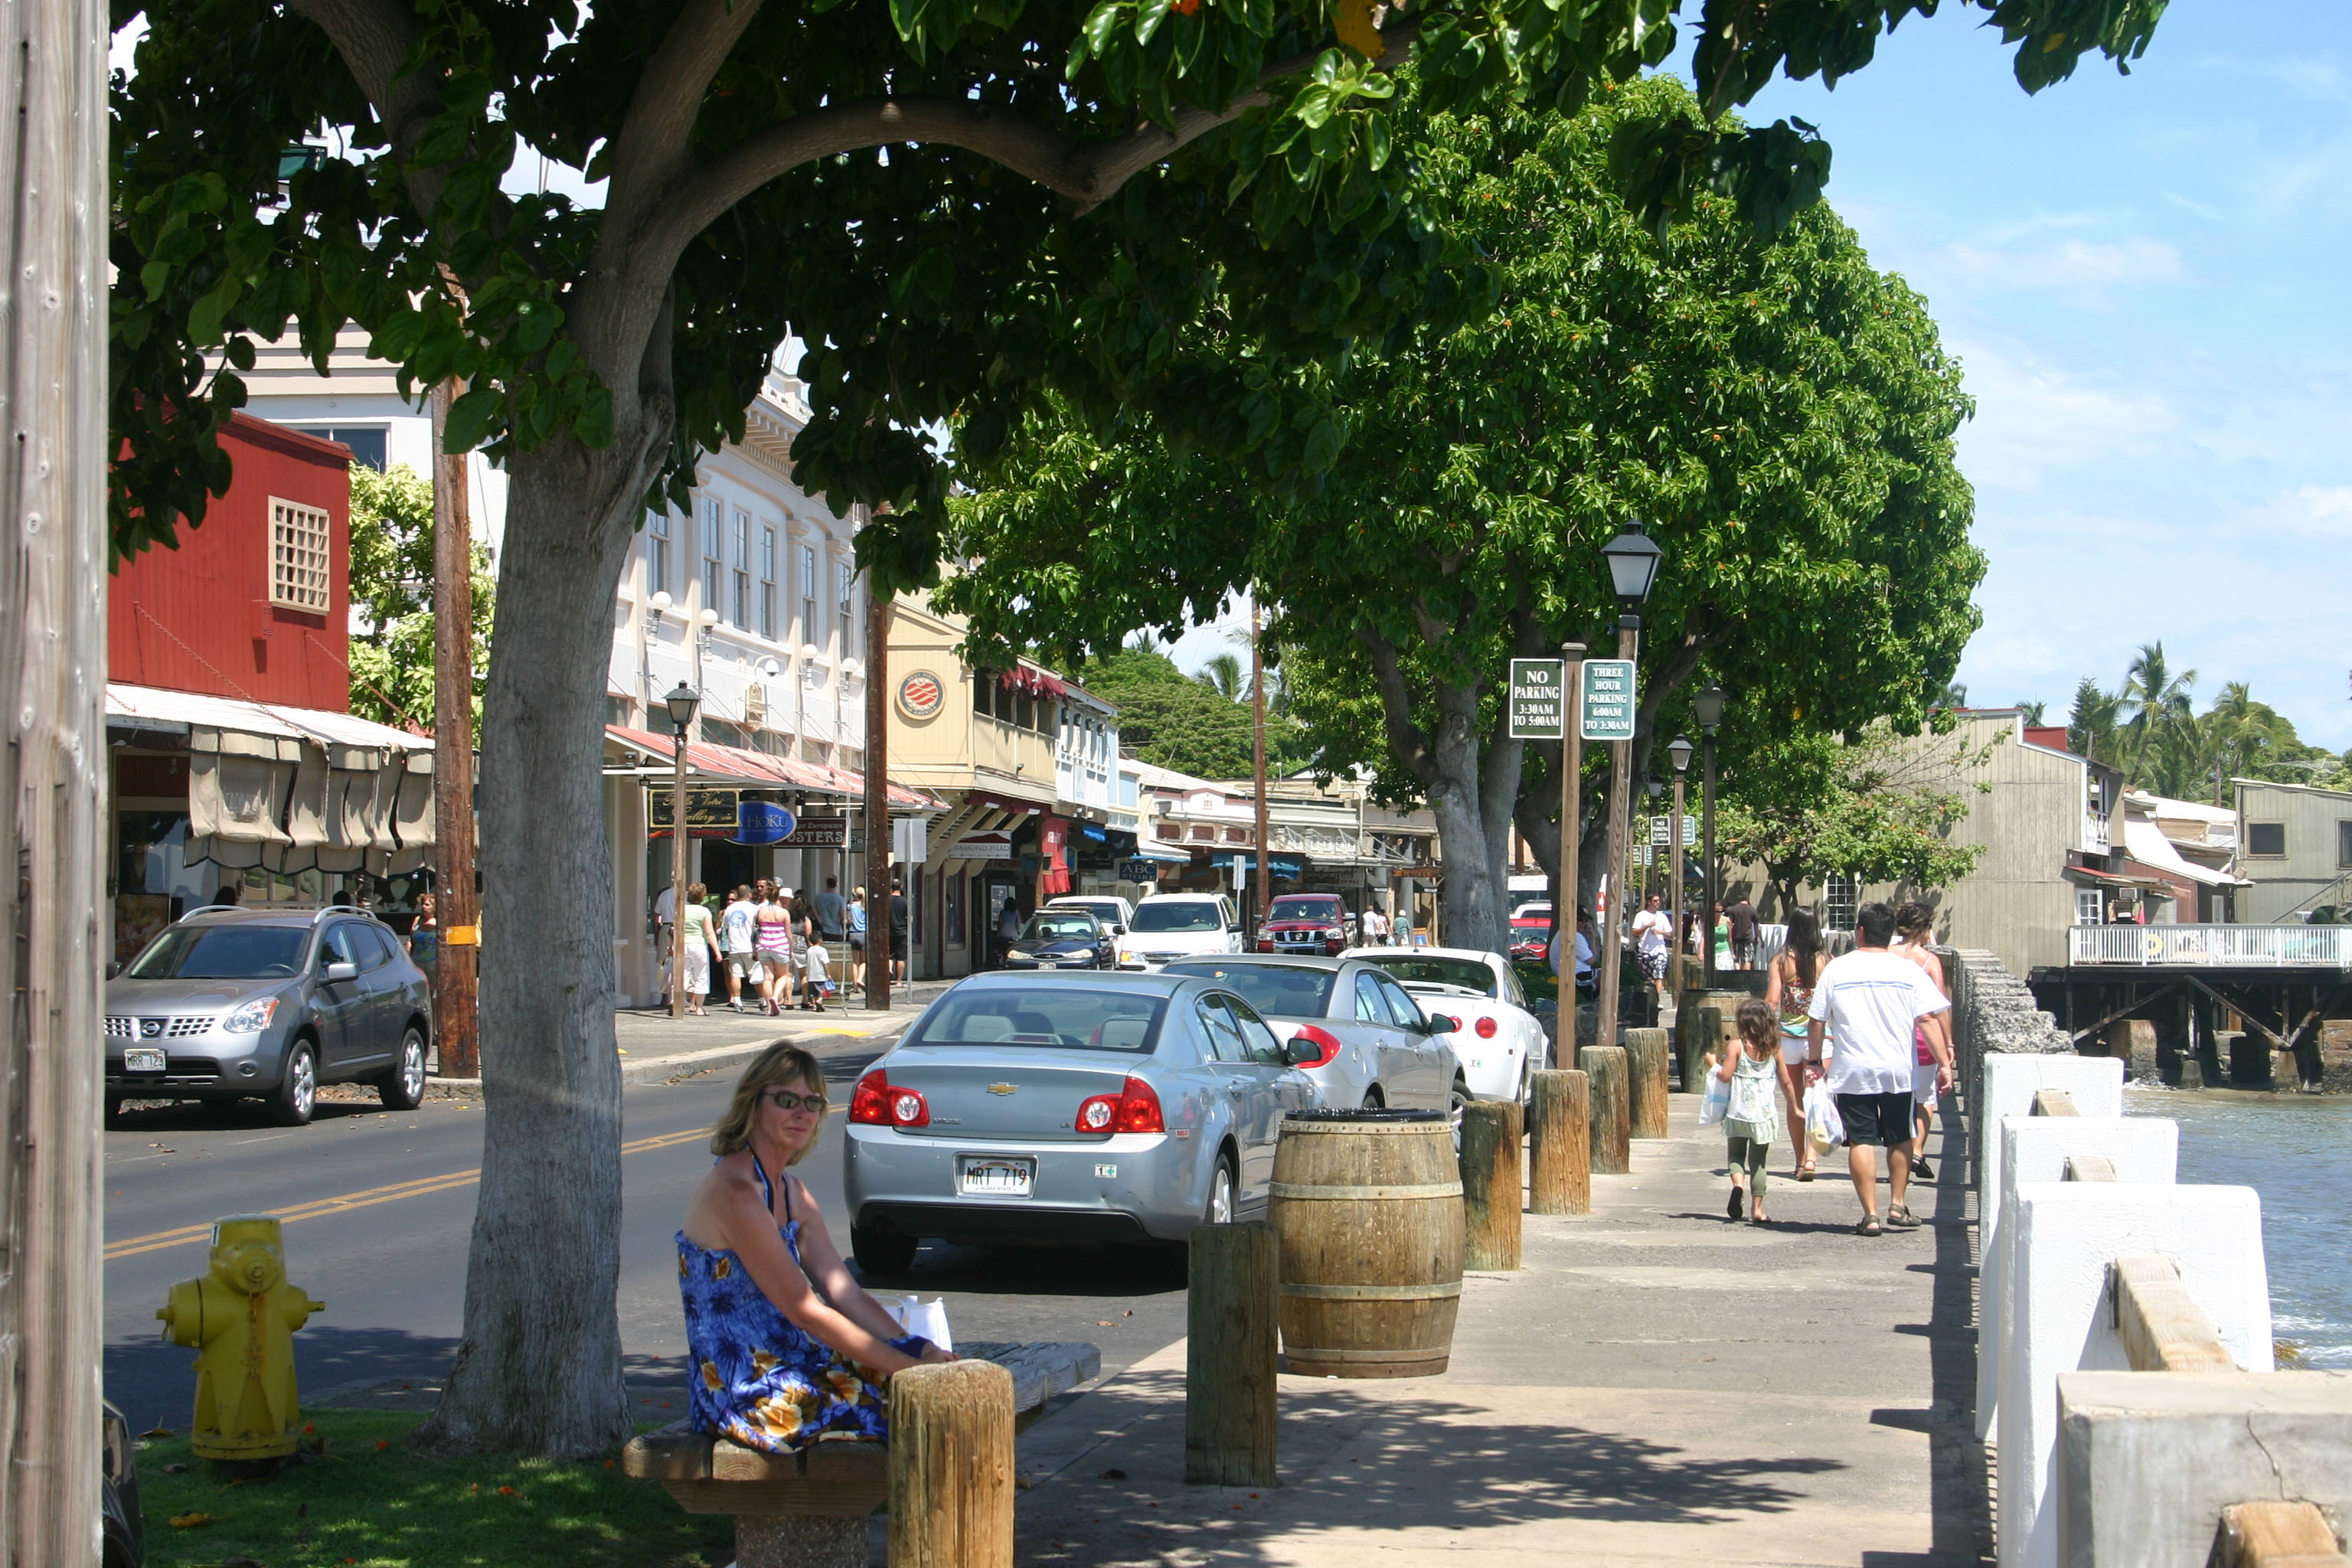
[123,1047,166,1074]
[959,1156,1035,1197]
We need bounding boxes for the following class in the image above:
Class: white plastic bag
[1697,1057,1730,1127]
[886,1294,953,1354]
[1803,1082,1844,1153]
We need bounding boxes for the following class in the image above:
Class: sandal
[1795,1165,1816,1182]
[1855,1215,1883,1237]
[1726,1186,1745,1222]
[1887,1205,1921,1230]
[1750,1210,1770,1225]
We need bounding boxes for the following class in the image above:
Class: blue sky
[1662,3,2352,748]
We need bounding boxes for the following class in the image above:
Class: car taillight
[1289,1024,1343,1067]
[1475,1014,1499,1039]
[1080,1076,1164,1135]
[850,1070,928,1127]
[1256,939,1274,952]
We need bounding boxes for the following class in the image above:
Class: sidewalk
[1009,1093,1988,1566]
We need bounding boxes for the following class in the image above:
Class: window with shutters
[758,525,777,639]
[267,498,332,612]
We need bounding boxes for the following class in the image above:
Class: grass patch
[136,1410,730,1568]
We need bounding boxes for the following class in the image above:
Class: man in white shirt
[1630,893,1673,998]
[719,887,760,1012]
[1361,903,1389,945]
[1806,901,1953,1235]
[652,883,678,1007]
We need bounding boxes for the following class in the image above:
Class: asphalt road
[103,1041,1191,1437]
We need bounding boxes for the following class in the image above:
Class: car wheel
[378,1026,427,1110]
[851,1226,920,1276]
[272,1041,317,1127]
[1448,1076,1471,1148]
[103,1096,124,1129]
[1360,1086,1384,1111]
[1201,1155,1237,1227]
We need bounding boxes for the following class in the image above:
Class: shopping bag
[1696,1059,1730,1127]
[886,1294,954,1353]
[1803,1082,1844,1152]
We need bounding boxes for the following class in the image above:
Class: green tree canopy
[344,463,495,735]
[1079,646,1310,779]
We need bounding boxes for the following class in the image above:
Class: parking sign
[1579,660,1636,741]
[1507,658,1566,740]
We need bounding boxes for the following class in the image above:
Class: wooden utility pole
[1251,596,1269,935]
[0,0,107,1557]
[1558,642,1586,992]
[429,384,480,1076]
[864,570,892,1010]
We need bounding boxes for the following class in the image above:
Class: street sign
[1650,815,1697,847]
[1579,659,1636,741]
[1506,658,1566,740]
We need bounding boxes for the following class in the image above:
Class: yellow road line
[103,1125,711,1262]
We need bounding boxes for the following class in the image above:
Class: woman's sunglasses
[763,1088,828,1113]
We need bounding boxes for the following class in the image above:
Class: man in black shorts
[1803,902,1953,1235]
[1726,895,1759,969]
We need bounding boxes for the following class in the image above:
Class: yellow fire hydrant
[155,1215,324,1462]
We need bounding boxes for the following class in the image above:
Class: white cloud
[1945,236,2188,292]
[1949,339,2178,491]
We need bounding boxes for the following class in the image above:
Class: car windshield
[1131,902,1223,933]
[1268,897,1343,922]
[1057,902,1122,924]
[128,924,309,980]
[1367,956,1498,998]
[907,989,1168,1053]
[1161,962,1336,1019]
[1021,914,1099,941]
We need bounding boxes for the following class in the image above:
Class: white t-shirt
[1808,947,1950,1095]
[652,886,676,926]
[1362,910,1387,941]
[1632,909,1671,953]
[720,900,758,953]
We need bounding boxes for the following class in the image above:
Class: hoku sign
[1579,660,1637,742]
[1507,658,1566,740]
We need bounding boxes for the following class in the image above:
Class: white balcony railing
[2083,813,2110,851]
[2066,923,2352,968]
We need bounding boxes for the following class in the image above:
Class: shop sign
[955,831,1014,861]
[781,818,849,848]
[1117,858,1157,882]
[1506,658,1566,740]
[897,670,946,720]
[736,801,798,844]
[1579,659,1636,742]
[650,786,740,837]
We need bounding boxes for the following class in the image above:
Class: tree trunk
[415,428,662,1455]
[1417,672,1522,957]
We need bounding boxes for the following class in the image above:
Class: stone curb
[423,1013,923,1099]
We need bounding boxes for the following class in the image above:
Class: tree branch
[1354,624,1439,789]
[286,0,449,219]
[599,0,768,256]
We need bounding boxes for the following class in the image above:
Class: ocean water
[2124,1086,2352,1368]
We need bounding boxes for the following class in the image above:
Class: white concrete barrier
[1997,1183,2271,1568]
[1976,1116,2179,1438]
[1978,1054,2125,1233]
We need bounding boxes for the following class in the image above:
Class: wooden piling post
[1579,1046,1630,1174]
[888,1359,1014,1568]
[1459,1101,1523,1270]
[1185,1221,1277,1485]
[1677,1005,1721,1095]
[1622,1027,1669,1138]
[1527,1070,1590,1216]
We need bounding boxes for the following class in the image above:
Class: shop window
[268,497,332,612]
[2246,822,2286,858]
[945,874,965,946]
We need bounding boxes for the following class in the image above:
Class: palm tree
[2017,700,2047,725]
[2068,678,2123,763]
[1197,652,1246,701]
[2119,642,2196,787]
[2200,682,2299,800]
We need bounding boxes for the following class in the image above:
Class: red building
[110,413,354,710]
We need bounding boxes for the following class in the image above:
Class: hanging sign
[736,801,798,845]
[650,786,740,837]
[1579,659,1637,742]
[780,818,849,848]
[1506,658,1566,740]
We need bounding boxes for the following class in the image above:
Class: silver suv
[106,906,433,1125]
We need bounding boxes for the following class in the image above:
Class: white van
[1116,893,1245,970]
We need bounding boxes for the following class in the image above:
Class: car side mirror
[1285,1037,1321,1066]
[323,961,358,983]
[1425,1014,1457,1034]
[105,959,123,980]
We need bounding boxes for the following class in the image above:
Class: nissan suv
[105,906,433,1125]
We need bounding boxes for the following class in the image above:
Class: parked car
[1113,893,1245,970]
[1507,901,1557,963]
[1047,893,1136,939]
[103,1400,143,1568]
[104,905,433,1126]
[1253,893,1354,956]
[1354,946,1551,1102]
[1159,955,1465,1119]
[839,971,1319,1273]
[1001,910,1116,970]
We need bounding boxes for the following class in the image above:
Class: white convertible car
[1353,946,1550,1102]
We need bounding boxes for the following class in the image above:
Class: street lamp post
[1594,522,1663,1048]
[665,681,701,1021]
[1693,683,1725,991]
[1667,735,1694,995]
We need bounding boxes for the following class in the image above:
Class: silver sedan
[839,971,1318,1275]
[1158,955,1465,1120]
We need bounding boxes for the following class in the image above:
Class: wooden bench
[622,1341,1099,1568]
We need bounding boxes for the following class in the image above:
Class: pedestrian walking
[1630,893,1673,998]
[1717,998,1797,1224]
[720,886,759,1012]
[1726,896,1759,970]
[1802,902,1954,1236]
[407,890,439,998]
[788,892,823,1011]
[754,886,795,1014]
[1711,902,1732,972]
[888,878,910,983]
[1892,902,1949,1182]
[652,880,678,1008]
[1362,902,1388,945]
[1550,909,1597,1001]
[1765,909,1828,1180]
[813,876,848,994]
[847,887,867,995]
[679,882,721,1015]
[996,897,1021,969]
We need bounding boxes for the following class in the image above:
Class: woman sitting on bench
[678,1043,953,1451]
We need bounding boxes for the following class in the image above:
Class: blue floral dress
[677,1152,931,1452]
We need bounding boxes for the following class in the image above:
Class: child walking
[1720,997,1798,1224]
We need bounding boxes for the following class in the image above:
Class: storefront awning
[1129,838,1194,864]
[604,727,944,811]
[108,682,436,875]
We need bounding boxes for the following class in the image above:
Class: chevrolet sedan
[840,972,1318,1275]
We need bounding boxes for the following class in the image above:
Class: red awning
[605,727,942,810]
[996,663,1068,698]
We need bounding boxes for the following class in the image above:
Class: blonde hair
[710,1042,828,1163]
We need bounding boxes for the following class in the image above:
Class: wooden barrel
[1269,1109,1465,1380]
